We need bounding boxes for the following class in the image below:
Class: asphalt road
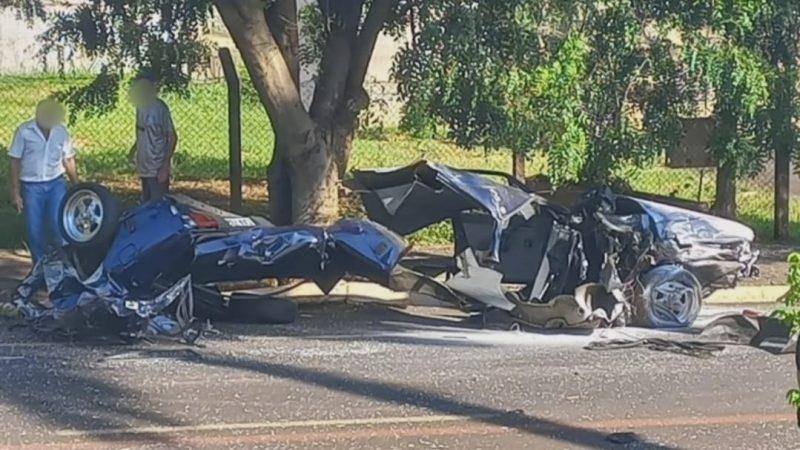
[0,303,797,450]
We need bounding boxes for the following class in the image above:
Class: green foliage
[56,70,121,123]
[394,0,800,186]
[775,253,800,415]
[42,0,213,93]
[688,42,771,176]
[5,0,213,119]
[775,253,800,333]
[393,0,688,185]
[298,3,326,69]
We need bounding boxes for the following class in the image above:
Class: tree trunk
[264,0,300,225]
[216,0,338,224]
[286,132,339,224]
[216,0,394,224]
[512,152,526,182]
[774,147,790,240]
[771,67,794,241]
[331,124,355,180]
[267,151,293,226]
[713,162,737,218]
[265,0,300,89]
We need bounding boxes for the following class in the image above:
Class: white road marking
[54,413,498,437]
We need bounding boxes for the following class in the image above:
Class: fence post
[219,47,243,213]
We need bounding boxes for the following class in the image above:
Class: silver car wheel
[636,265,702,328]
[63,189,105,243]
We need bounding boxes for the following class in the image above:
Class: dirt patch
[0,250,30,302]
[97,177,270,216]
[739,243,796,286]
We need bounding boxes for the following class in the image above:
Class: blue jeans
[21,178,67,264]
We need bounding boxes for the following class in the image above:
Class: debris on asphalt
[701,312,797,354]
[605,431,642,445]
[585,338,727,359]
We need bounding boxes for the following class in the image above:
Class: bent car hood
[353,161,541,262]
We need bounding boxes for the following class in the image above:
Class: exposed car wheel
[633,265,702,328]
[228,293,298,324]
[59,183,121,249]
[193,286,298,324]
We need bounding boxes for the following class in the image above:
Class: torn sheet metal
[191,219,407,293]
[14,195,408,337]
[353,161,538,263]
[446,251,516,311]
[700,312,797,354]
[14,252,194,340]
[358,161,760,330]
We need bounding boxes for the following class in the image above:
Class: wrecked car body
[14,183,406,338]
[352,161,759,329]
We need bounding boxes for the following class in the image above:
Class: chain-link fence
[0,72,794,242]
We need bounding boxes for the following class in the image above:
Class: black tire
[227,293,298,324]
[192,286,298,324]
[192,285,230,320]
[58,183,121,249]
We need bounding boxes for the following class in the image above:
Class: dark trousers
[140,177,170,203]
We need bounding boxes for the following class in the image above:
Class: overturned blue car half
[14,186,406,339]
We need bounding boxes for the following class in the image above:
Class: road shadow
[0,352,183,446]
[188,351,682,450]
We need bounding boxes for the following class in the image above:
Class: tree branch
[214,0,313,144]
[344,0,396,115]
[265,0,300,89]
[309,0,364,124]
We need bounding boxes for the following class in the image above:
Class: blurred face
[129,79,157,107]
[35,99,65,130]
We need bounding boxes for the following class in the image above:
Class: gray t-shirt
[135,99,175,177]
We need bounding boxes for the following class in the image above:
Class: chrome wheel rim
[63,190,104,243]
[651,279,697,325]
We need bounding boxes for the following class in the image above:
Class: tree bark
[713,162,737,218]
[771,68,794,240]
[309,0,363,123]
[215,0,338,224]
[286,132,339,224]
[265,0,300,89]
[264,0,300,225]
[330,121,355,179]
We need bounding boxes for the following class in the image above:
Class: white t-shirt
[8,120,75,182]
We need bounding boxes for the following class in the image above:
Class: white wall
[0,9,95,74]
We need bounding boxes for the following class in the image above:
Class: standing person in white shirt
[8,98,79,263]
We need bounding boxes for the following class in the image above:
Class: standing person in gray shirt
[128,73,178,202]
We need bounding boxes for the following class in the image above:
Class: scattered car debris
[13,183,407,339]
[700,311,797,354]
[352,161,760,329]
[585,338,727,359]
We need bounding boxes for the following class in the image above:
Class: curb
[262,281,789,306]
[704,285,787,305]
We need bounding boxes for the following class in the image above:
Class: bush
[775,253,800,421]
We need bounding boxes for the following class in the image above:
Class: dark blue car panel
[14,194,409,337]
